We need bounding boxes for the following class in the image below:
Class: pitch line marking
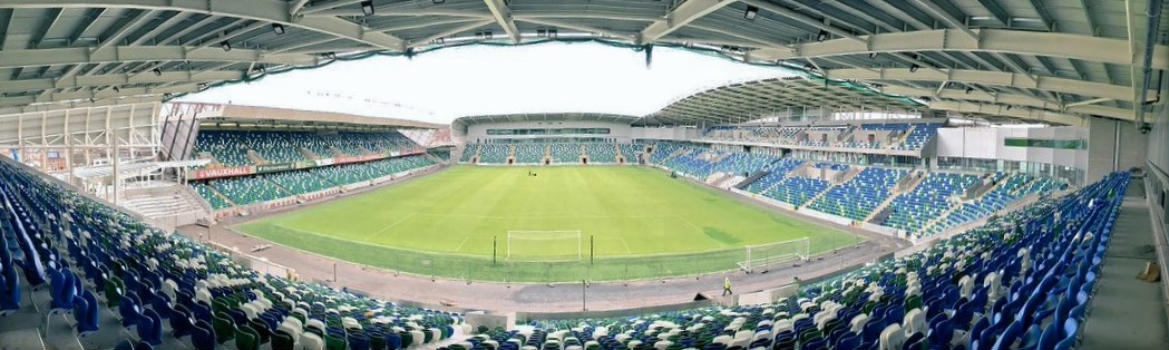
[617,235,633,254]
[360,213,417,242]
[454,235,472,253]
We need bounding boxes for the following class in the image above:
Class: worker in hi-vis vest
[723,276,733,296]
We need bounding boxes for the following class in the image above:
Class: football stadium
[1,1,1169,350]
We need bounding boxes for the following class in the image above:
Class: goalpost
[505,230,583,262]
[737,237,811,273]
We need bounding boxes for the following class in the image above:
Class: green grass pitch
[236,165,861,282]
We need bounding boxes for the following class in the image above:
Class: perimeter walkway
[1080,181,1169,348]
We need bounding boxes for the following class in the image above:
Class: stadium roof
[189,103,445,129]
[640,76,924,126]
[451,113,639,134]
[0,0,1165,126]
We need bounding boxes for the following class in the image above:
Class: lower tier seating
[191,156,435,209]
[585,143,617,163]
[766,176,830,207]
[0,159,460,350]
[808,167,908,221]
[882,172,980,233]
[522,171,1129,350]
[514,144,544,164]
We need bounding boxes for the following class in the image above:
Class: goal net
[505,230,583,262]
[737,238,811,273]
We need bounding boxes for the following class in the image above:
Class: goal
[505,230,583,262]
[737,238,811,273]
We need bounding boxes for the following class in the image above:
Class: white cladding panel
[935,128,965,157]
[630,126,699,141]
[464,120,633,143]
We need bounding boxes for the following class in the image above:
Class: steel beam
[640,0,738,43]
[746,29,1169,69]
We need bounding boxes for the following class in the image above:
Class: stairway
[120,185,213,228]
[865,193,901,222]
[896,170,928,193]
[863,170,915,222]
[735,170,771,190]
[298,147,320,160]
[887,125,915,149]
[659,146,688,164]
[920,175,1007,233]
[614,143,625,163]
[802,183,836,209]
[423,151,445,164]
[918,202,962,234]
[246,150,267,165]
[836,125,857,143]
[263,177,298,198]
[834,166,863,184]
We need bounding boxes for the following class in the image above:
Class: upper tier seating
[703,122,939,151]
[808,167,908,220]
[194,130,417,167]
[0,159,460,350]
[883,172,980,234]
[894,124,940,151]
[523,171,1128,350]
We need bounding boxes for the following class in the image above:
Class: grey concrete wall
[1087,117,1150,184]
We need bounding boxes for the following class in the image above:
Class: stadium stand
[191,182,232,210]
[766,176,831,207]
[648,142,686,165]
[193,130,418,167]
[702,122,940,152]
[520,171,1130,350]
[924,174,1066,237]
[427,149,451,162]
[808,167,908,221]
[549,144,581,163]
[514,144,545,164]
[710,153,778,176]
[743,158,805,194]
[206,176,288,207]
[584,143,617,163]
[460,145,478,163]
[881,172,981,234]
[265,170,335,196]
[894,124,941,151]
[190,155,436,210]
[0,158,462,350]
[618,144,640,163]
[478,145,510,164]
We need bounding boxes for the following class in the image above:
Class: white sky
[178,42,792,124]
